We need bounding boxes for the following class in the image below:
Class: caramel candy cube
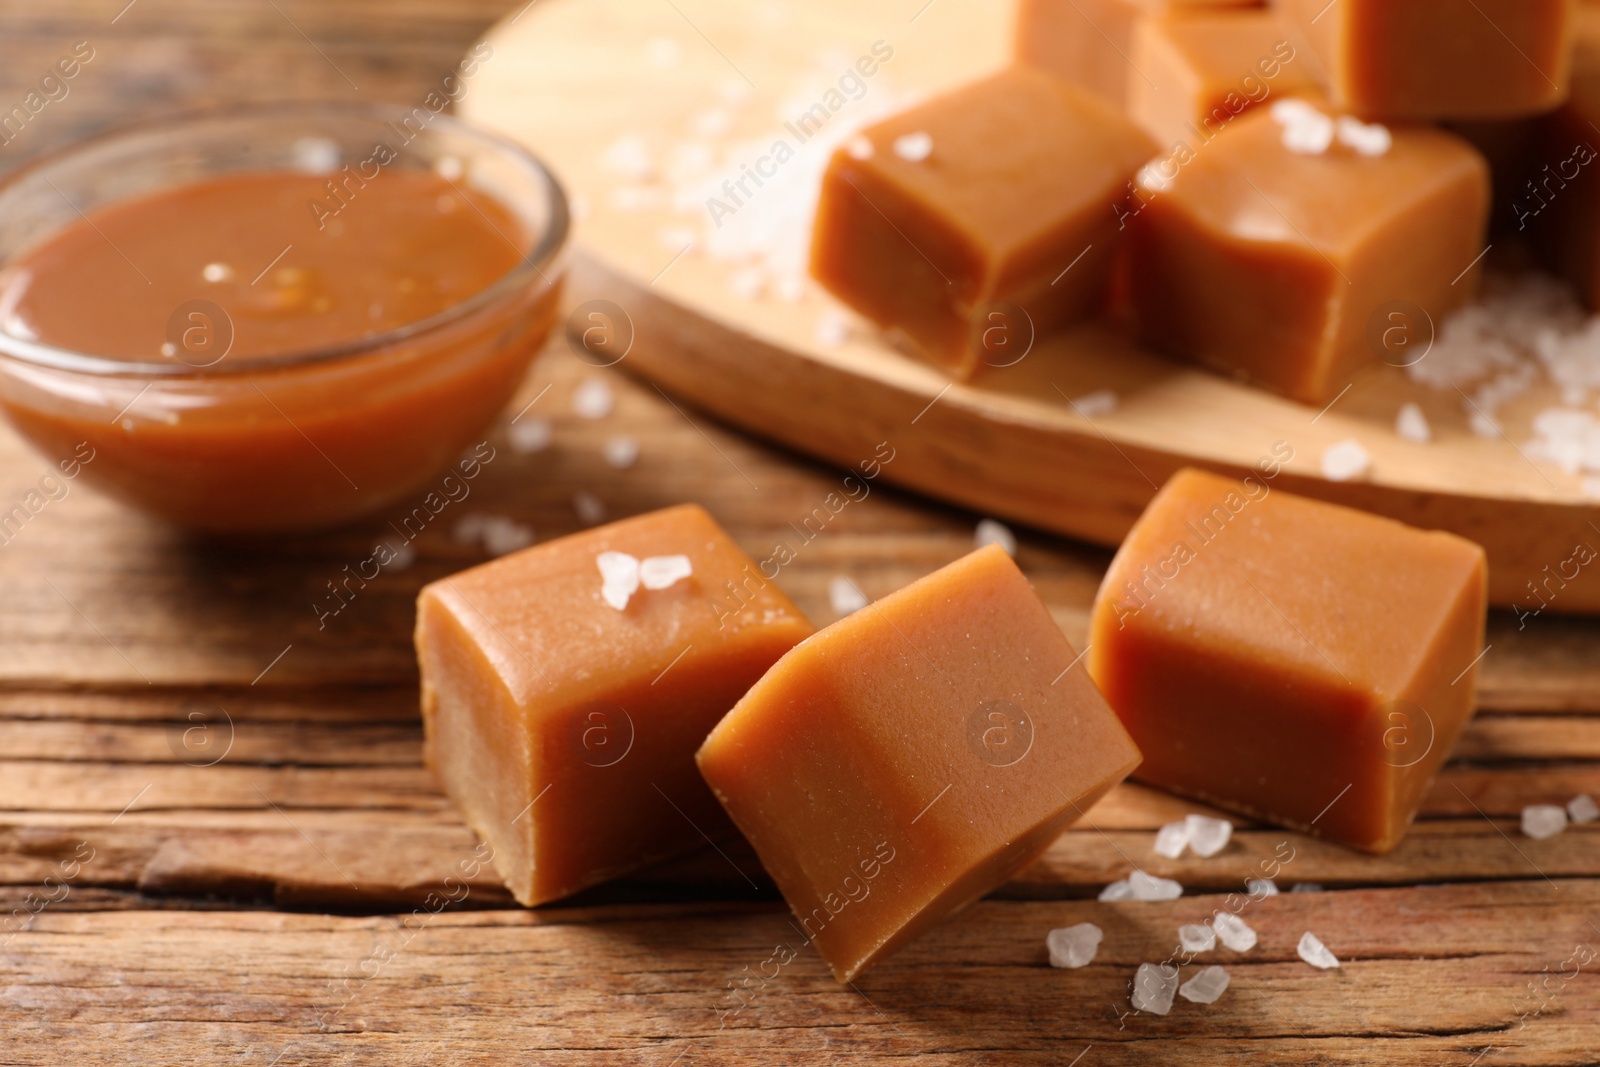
[1530,7,1600,303]
[1088,469,1488,854]
[416,504,813,906]
[697,545,1141,981]
[1276,0,1576,120]
[810,67,1155,378]
[1129,9,1312,148]
[1126,103,1489,403]
[1017,0,1264,106]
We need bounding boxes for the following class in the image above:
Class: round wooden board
[464,0,1600,611]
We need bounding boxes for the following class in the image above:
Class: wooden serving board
[464,0,1600,611]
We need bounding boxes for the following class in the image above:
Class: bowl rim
[0,100,570,379]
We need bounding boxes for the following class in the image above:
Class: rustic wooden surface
[0,2,1597,1065]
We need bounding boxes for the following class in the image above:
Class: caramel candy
[1276,0,1576,120]
[1088,469,1488,854]
[697,545,1141,981]
[1530,6,1600,302]
[810,67,1155,378]
[416,504,813,906]
[1129,9,1312,148]
[1126,103,1490,404]
[1017,0,1263,106]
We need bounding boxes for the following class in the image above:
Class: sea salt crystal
[1072,389,1119,418]
[639,554,692,590]
[1321,439,1371,482]
[292,136,340,175]
[1154,820,1190,859]
[1396,402,1432,444]
[1211,911,1257,952]
[202,262,233,284]
[482,517,535,557]
[1128,869,1183,901]
[1570,794,1599,823]
[1179,965,1231,1004]
[975,518,1017,557]
[454,513,489,544]
[893,131,933,162]
[597,551,641,611]
[1246,878,1279,898]
[1185,815,1232,858]
[1046,922,1103,969]
[774,275,806,302]
[1468,409,1502,439]
[730,268,766,300]
[1526,407,1600,474]
[1178,923,1216,954]
[1583,477,1600,501]
[509,417,553,454]
[602,133,656,182]
[434,155,464,181]
[1291,882,1325,893]
[1522,804,1568,840]
[1137,161,1174,193]
[1099,879,1134,902]
[1336,115,1392,157]
[572,377,615,420]
[1297,931,1340,970]
[1131,963,1179,1016]
[815,309,852,347]
[846,135,875,160]
[573,491,607,526]
[829,575,869,615]
[382,541,416,572]
[603,435,640,469]
[1272,99,1334,155]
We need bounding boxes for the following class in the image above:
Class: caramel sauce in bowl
[0,103,568,532]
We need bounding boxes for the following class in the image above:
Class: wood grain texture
[0,2,1597,1064]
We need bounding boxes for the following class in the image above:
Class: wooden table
[1,3,1596,1064]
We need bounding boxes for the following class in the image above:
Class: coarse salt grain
[602,133,655,182]
[1131,963,1180,1016]
[730,267,766,300]
[603,435,640,469]
[574,491,607,526]
[1321,439,1371,482]
[1046,922,1103,969]
[509,417,553,454]
[846,135,875,160]
[454,513,489,544]
[1297,931,1340,970]
[1570,794,1599,823]
[1137,161,1175,193]
[1211,911,1256,952]
[639,554,693,590]
[1271,99,1334,155]
[1179,964,1230,1004]
[1099,879,1134,902]
[572,378,615,420]
[1396,402,1432,443]
[1179,923,1216,954]
[1154,820,1190,859]
[893,131,933,161]
[1129,869,1184,901]
[1522,803,1568,840]
[815,309,852,347]
[975,518,1017,557]
[1335,115,1392,157]
[1072,389,1119,418]
[202,262,233,284]
[828,575,869,615]
[1246,878,1279,898]
[482,517,535,557]
[1583,477,1600,501]
[597,551,641,611]
[1291,882,1325,893]
[382,541,416,572]
[1185,814,1232,858]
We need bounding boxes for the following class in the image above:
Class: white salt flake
[482,517,535,557]
[893,131,933,162]
[1099,879,1133,902]
[1046,922,1103,969]
[1137,161,1174,193]
[454,513,489,544]
[1321,439,1371,482]
[573,491,607,526]
[381,541,415,572]
[1468,409,1502,439]
[1185,815,1233,858]
[1396,402,1432,443]
[1153,820,1190,859]
[1179,964,1231,1004]
[1271,99,1335,155]
[1336,115,1392,157]
[845,135,875,160]
[292,136,340,175]
[1569,794,1599,823]
[1246,878,1279,898]
[1522,804,1568,840]
[828,575,869,615]
[434,155,464,181]
[602,133,656,182]
[1128,869,1183,902]
[572,377,615,420]
[1297,931,1340,970]
[730,267,766,300]
[975,518,1017,557]
[597,551,641,611]
[509,417,553,454]
[1072,389,1119,418]
[603,435,640,469]
[774,275,806,302]
[1211,911,1257,952]
[1131,963,1179,1016]
[639,554,693,590]
[202,262,233,284]
[1582,477,1600,501]
[815,309,852,347]
[1291,882,1325,893]
[1178,923,1216,954]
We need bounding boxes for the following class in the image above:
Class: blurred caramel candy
[697,545,1141,981]
[809,67,1154,378]
[1125,103,1489,403]
[1088,469,1488,854]
[416,504,813,906]
[1531,5,1600,303]
[1276,0,1576,120]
